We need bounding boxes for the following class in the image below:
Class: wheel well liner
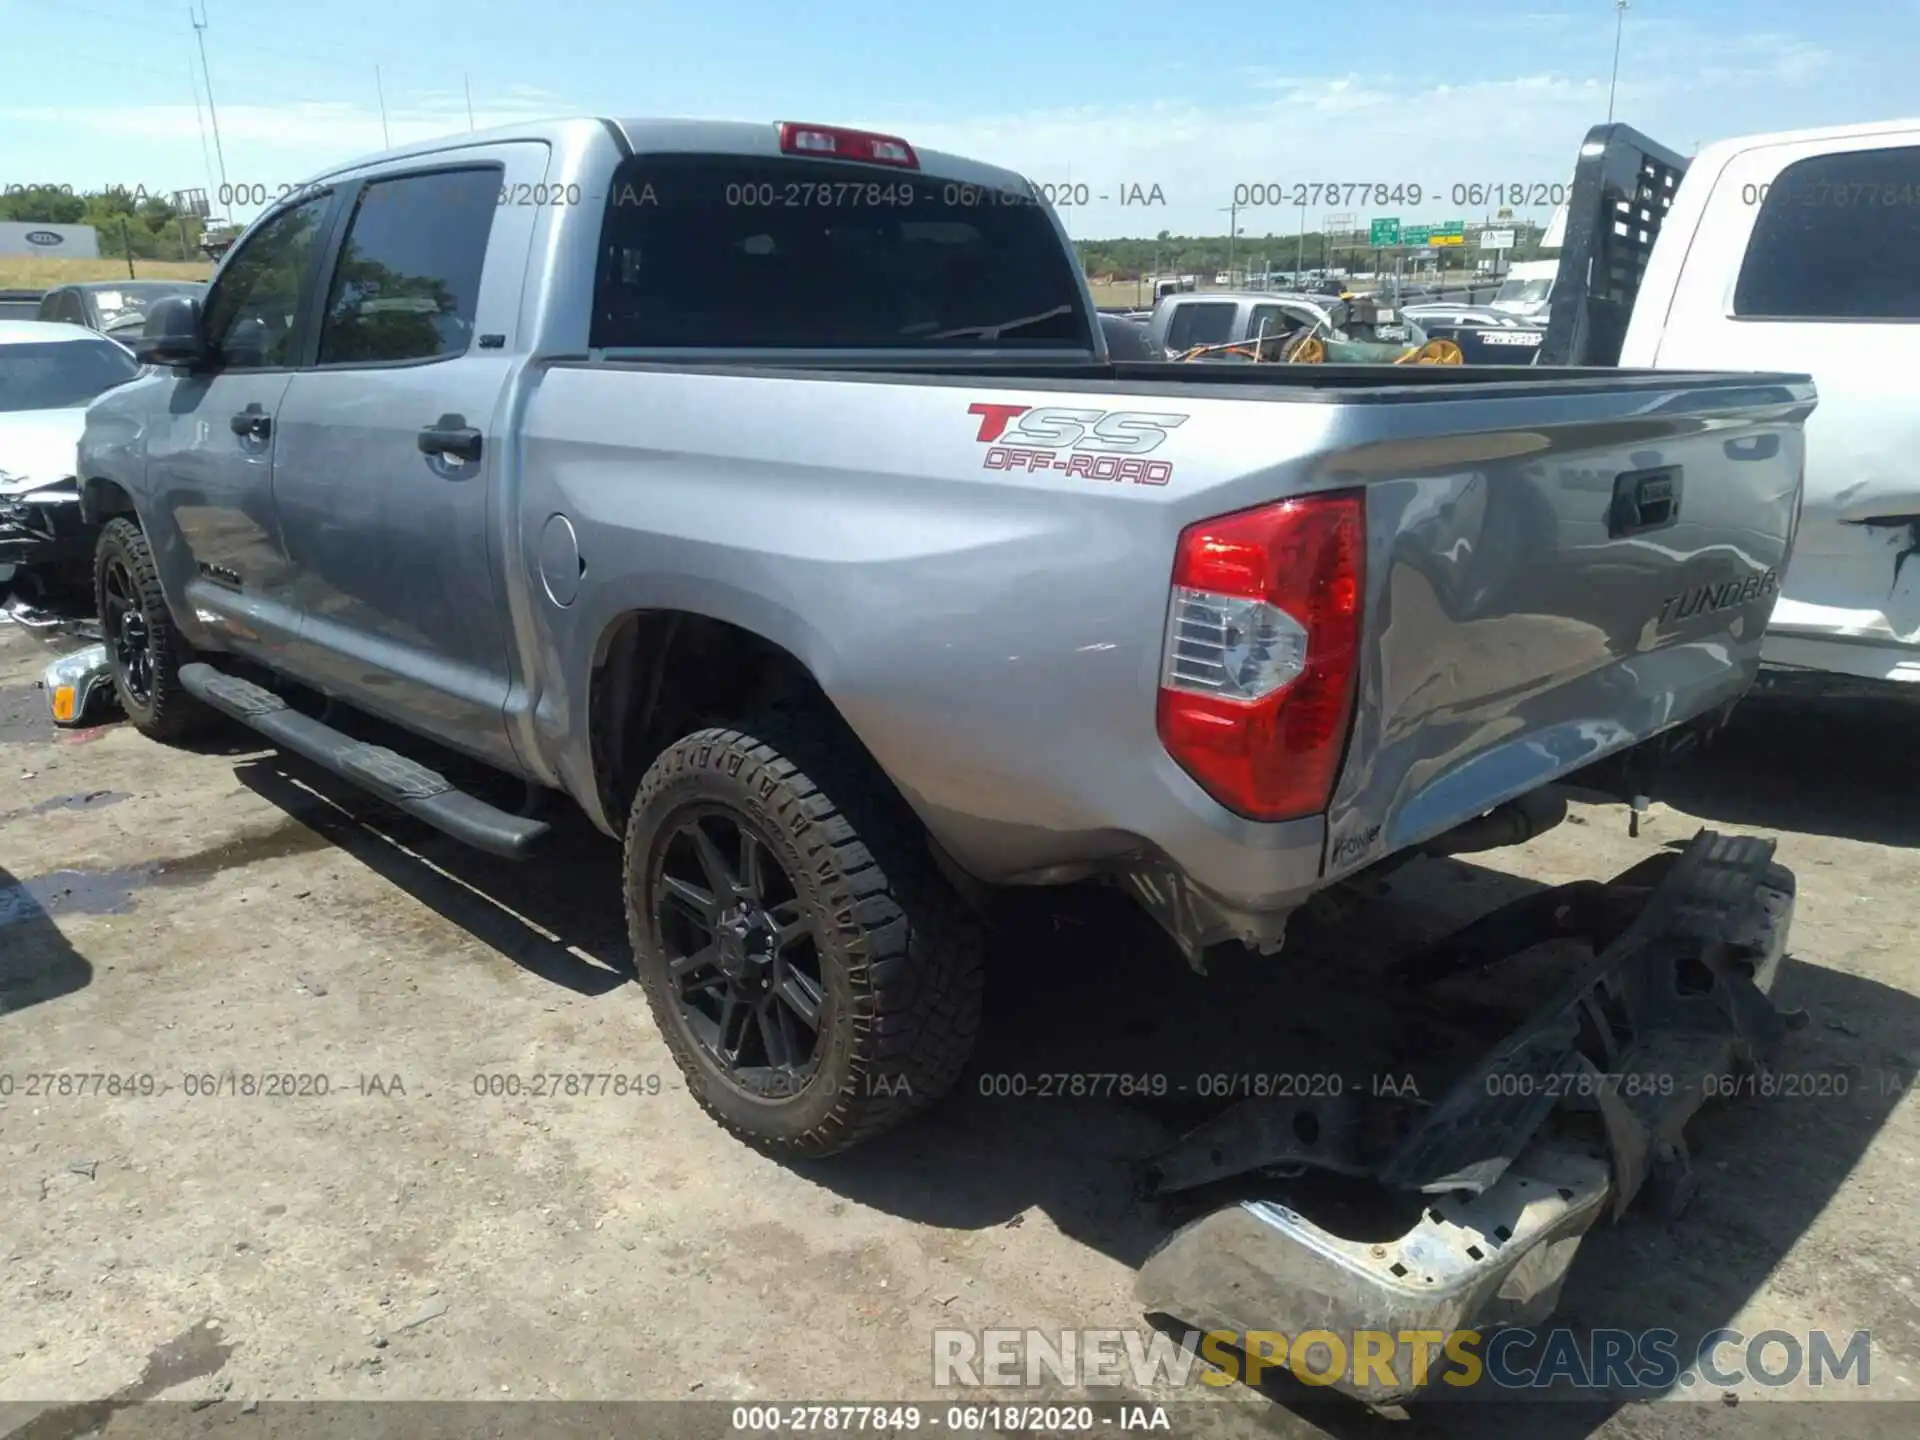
[588,610,848,829]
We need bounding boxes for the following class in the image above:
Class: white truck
[1538,118,1920,698]
[1488,258,1557,322]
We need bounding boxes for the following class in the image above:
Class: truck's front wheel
[94,517,212,743]
[623,711,984,1157]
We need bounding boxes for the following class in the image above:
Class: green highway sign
[1369,217,1401,245]
[1434,219,1466,237]
[1402,224,1431,245]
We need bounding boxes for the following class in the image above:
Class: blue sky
[3,0,1916,236]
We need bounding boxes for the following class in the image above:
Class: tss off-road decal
[967,403,1188,485]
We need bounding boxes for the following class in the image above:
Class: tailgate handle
[1725,435,1780,462]
[1609,466,1682,538]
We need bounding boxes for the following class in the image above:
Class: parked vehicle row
[35,280,208,342]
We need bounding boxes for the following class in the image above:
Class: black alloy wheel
[91,516,211,741]
[623,713,984,1156]
[650,806,828,1100]
[99,553,155,706]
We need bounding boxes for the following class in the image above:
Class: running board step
[178,662,549,859]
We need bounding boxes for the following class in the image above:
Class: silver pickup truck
[79,117,1810,1194]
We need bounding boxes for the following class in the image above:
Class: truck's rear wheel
[94,517,212,743]
[623,710,984,1157]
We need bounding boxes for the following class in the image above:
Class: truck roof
[301,116,1032,194]
[0,319,106,345]
[1692,114,1920,168]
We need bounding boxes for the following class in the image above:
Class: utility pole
[186,56,217,206]
[190,4,228,199]
[1218,201,1240,286]
[1295,199,1306,278]
[1607,0,1629,123]
[375,65,391,148]
[464,73,476,132]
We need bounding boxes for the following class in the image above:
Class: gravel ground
[1,616,1915,1440]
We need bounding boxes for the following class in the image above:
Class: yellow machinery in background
[1173,333,1463,365]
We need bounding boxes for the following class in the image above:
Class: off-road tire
[623,706,985,1157]
[94,517,213,743]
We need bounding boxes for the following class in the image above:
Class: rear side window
[1734,146,1920,320]
[1164,302,1236,351]
[317,167,499,365]
[590,154,1090,350]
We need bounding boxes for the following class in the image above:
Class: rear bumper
[1761,628,1920,691]
[1135,830,1797,1405]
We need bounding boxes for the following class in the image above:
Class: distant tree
[0,184,87,224]
[0,184,206,258]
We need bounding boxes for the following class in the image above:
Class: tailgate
[1321,375,1813,877]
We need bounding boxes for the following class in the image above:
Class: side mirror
[133,295,209,368]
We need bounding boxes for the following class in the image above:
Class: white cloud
[884,73,1609,235]
[0,91,572,208]
[0,22,1852,239]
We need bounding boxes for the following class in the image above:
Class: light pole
[190,3,228,200]
[1218,201,1240,286]
[1607,0,1629,123]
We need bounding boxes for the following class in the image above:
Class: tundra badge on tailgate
[1657,569,1779,625]
[967,403,1187,485]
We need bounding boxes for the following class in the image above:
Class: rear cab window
[1164,301,1236,351]
[590,153,1093,351]
[1734,145,1920,320]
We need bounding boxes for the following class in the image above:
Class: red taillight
[1156,492,1365,822]
[776,122,919,169]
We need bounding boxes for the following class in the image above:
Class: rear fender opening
[588,611,896,838]
[588,610,994,909]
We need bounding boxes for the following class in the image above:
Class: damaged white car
[0,320,142,595]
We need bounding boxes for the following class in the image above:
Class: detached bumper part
[1136,829,1797,1405]
[1138,1139,1612,1404]
[44,644,118,726]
